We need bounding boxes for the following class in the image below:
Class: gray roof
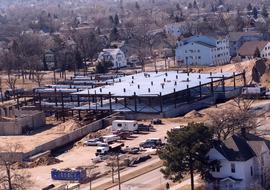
[229,31,261,42]
[214,133,270,161]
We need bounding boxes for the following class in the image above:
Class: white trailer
[112,120,138,132]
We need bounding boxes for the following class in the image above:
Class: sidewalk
[87,158,163,190]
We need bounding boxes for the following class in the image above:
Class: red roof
[239,41,269,56]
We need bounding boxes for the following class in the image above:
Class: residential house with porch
[206,133,270,190]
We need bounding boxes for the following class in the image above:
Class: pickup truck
[95,143,124,156]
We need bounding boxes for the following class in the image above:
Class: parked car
[139,138,163,149]
[137,124,154,132]
[122,146,140,154]
[151,119,162,125]
[83,138,102,146]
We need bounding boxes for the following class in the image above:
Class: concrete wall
[0,121,22,135]
[0,110,46,136]
[23,113,122,159]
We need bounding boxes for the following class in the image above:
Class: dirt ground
[0,118,78,152]
[26,119,181,189]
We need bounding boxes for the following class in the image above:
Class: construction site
[0,58,269,189]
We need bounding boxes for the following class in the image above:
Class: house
[238,41,270,60]
[175,35,230,65]
[97,48,127,69]
[164,22,189,37]
[44,50,56,70]
[206,133,270,190]
[229,31,262,57]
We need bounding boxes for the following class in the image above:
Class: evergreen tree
[135,1,140,10]
[109,15,114,24]
[114,14,119,26]
[193,0,198,9]
[188,3,193,9]
[176,3,180,10]
[254,47,261,58]
[247,3,252,12]
[158,123,214,190]
[75,50,83,69]
[262,5,269,18]
[253,7,258,19]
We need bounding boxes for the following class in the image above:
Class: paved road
[107,168,169,190]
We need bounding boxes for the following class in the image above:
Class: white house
[206,133,270,190]
[238,41,270,60]
[175,35,230,66]
[98,48,127,69]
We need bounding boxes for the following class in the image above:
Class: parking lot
[27,119,183,189]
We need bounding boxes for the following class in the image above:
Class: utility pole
[117,154,121,190]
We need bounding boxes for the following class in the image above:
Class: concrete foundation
[0,109,46,136]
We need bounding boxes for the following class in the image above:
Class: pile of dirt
[55,119,82,133]
[184,110,204,118]
[28,155,62,168]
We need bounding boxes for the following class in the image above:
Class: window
[117,123,122,127]
[231,163,235,173]
[250,166,253,176]
[198,56,201,59]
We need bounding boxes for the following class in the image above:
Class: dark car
[139,138,163,149]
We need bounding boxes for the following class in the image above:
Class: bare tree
[208,97,261,140]
[0,143,32,190]
[32,71,45,87]
[6,76,17,97]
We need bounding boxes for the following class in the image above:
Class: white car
[83,138,102,146]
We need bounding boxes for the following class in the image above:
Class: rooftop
[239,41,269,56]
[74,71,237,97]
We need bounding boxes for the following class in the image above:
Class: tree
[135,1,140,10]
[6,76,17,97]
[254,47,261,58]
[114,14,120,26]
[32,71,45,87]
[158,123,213,190]
[176,3,180,10]
[262,5,269,18]
[188,3,193,9]
[253,7,258,19]
[247,3,253,12]
[208,97,261,140]
[0,143,32,190]
[193,0,198,9]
